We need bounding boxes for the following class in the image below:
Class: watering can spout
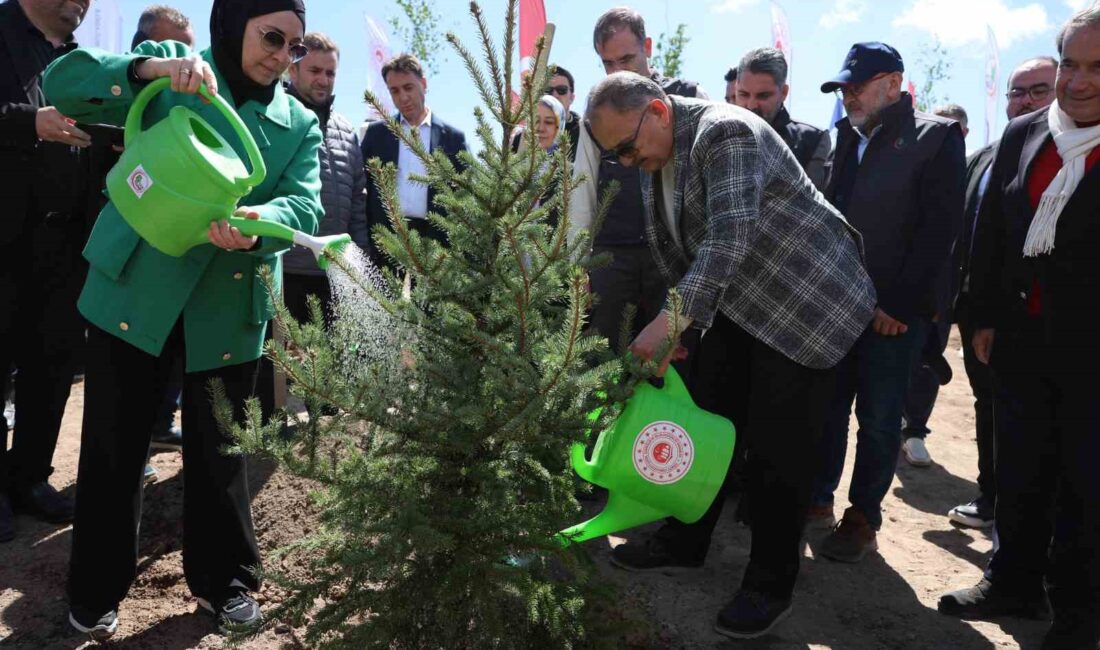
[557,491,666,546]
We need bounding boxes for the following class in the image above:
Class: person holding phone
[42,0,321,639]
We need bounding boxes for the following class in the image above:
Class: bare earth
[0,327,1050,649]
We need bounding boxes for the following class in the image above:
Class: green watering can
[559,367,735,544]
[107,78,350,269]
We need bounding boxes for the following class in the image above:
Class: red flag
[907,80,917,107]
[519,0,548,75]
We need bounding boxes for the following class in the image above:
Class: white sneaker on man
[902,437,932,467]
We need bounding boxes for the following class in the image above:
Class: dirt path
[0,327,1049,648]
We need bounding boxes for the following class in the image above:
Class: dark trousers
[956,296,997,503]
[589,244,668,352]
[660,315,834,598]
[901,361,940,439]
[0,214,86,491]
[813,319,929,529]
[283,272,333,325]
[68,323,262,613]
[984,333,1100,619]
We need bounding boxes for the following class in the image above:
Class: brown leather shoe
[819,507,878,563]
[804,504,836,535]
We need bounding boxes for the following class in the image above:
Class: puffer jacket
[284,90,368,276]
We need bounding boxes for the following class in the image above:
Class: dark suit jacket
[953,143,998,308]
[970,107,1100,367]
[359,113,467,266]
[0,0,82,244]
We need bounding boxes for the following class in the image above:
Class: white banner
[985,26,1000,146]
[74,0,124,53]
[364,15,397,121]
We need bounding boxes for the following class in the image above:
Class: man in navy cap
[807,42,966,562]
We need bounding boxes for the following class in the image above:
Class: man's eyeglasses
[833,72,890,100]
[258,28,309,63]
[544,84,571,96]
[1006,83,1052,102]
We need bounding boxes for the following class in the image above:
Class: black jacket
[826,94,966,323]
[970,107,1100,365]
[360,112,467,264]
[0,0,82,245]
[771,106,830,190]
[954,143,997,306]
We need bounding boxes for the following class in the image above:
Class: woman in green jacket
[42,0,321,639]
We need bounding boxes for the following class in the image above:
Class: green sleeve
[249,117,324,256]
[42,41,193,126]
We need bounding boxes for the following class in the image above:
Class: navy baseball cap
[820,42,904,93]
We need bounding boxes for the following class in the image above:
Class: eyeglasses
[1006,83,1052,102]
[258,27,309,63]
[544,84,571,96]
[833,72,890,100]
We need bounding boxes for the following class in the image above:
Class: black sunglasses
[584,109,648,165]
[258,27,309,63]
[544,84,571,96]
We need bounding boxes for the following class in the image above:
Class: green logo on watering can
[633,421,694,484]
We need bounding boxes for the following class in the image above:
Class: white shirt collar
[400,107,433,130]
[855,124,882,143]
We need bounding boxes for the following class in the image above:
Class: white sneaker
[902,437,932,467]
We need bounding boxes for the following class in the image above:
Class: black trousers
[68,323,262,613]
[985,329,1100,619]
[660,314,834,598]
[955,295,997,503]
[282,272,333,325]
[0,214,86,491]
[589,244,668,352]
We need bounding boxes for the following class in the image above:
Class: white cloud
[819,0,868,29]
[1065,0,1090,10]
[710,0,761,14]
[893,0,1050,48]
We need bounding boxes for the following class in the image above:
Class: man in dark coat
[808,42,965,563]
[0,0,91,542]
[939,11,1100,648]
[359,53,467,272]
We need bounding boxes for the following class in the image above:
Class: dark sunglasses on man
[258,27,309,64]
[584,109,648,165]
[544,84,571,97]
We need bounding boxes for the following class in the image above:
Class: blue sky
[91,0,1092,152]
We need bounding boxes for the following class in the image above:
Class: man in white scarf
[939,8,1100,649]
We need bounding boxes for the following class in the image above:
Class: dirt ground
[0,327,1052,649]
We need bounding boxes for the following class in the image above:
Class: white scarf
[1023,101,1100,257]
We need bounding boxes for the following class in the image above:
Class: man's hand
[872,307,909,336]
[629,311,690,377]
[973,328,995,365]
[36,107,90,147]
[208,207,259,251]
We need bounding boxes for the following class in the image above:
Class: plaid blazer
[641,97,876,369]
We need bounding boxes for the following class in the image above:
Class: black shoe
[938,578,1050,620]
[608,530,704,574]
[948,497,995,529]
[0,494,14,543]
[69,605,119,641]
[12,481,73,524]
[150,425,183,451]
[197,586,262,632]
[1041,608,1100,650]
[714,589,793,640]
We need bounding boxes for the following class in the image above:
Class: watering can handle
[659,366,693,404]
[124,78,267,192]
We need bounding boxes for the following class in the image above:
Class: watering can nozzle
[226,217,352,270]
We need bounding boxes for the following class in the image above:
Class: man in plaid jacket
[583,72,875,640]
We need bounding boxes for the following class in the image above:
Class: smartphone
[76,122,125,147]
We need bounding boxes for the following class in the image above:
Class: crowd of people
[0,0,1098,647]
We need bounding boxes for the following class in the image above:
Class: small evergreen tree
[650,24,690,79]
[216,1,671,647]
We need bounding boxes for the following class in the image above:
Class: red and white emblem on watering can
[127,165,153,198]
[633,421,694,484]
